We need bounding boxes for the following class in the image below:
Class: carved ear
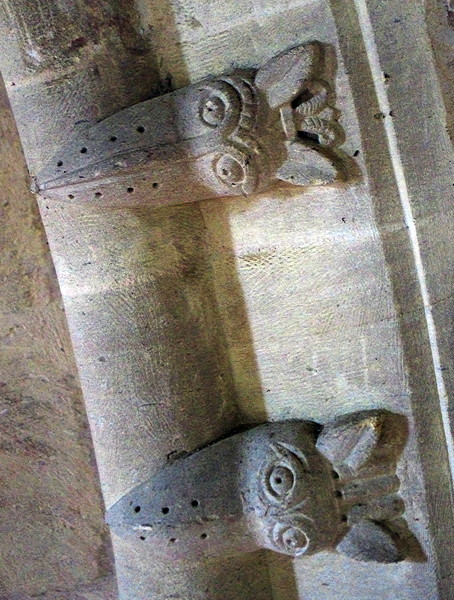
[336,520,404,563]
[276,142,337,186]
[316,410,408,479]
[337,519,426,564]
[255,43,323,108]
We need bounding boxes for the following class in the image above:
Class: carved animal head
[34,43,347,208]
[107,412,423,564]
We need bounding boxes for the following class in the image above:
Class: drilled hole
[95,192,102,198]
[334,491,342,498]
[200,533,208,540]
[68,194,74,199]
[191,500,199,508]
[57,160,63,167]
[275,477,282,485]
[341,515,348,522]
[80,147,87,154]
[291,89,313,108]
[134,506,141,513]
[110,136,117,142]
[137,125,145,133]
[162,507,169,515]
[127,187,134,193]
[140,536,146,540]
[169,538,177,543]
[332,471,340,480]
[298,131,320,145]
[152,182,159,189]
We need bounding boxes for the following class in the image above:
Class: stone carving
[253,432,340,557]
[35,43,346,209]
[197,74,265,196]
[107,411,423,563]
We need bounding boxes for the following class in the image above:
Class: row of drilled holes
[139,533,208,543]
[135,499,206,544]
[56,126,146,168]
[134,498,199,515]
[57,127,158,200]
[66,182,159,200]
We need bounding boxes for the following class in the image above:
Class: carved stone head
[107,411,421,564]
[35,43,346,208]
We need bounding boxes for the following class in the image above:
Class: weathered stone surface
[0,78,112,596]
[0,575,117,600]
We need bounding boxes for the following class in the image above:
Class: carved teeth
[298,116,344,147]
[341,474,400,503]
[294,79,331,117]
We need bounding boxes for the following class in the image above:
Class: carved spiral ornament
[272,521,310,556]
[258,442,314,556]
[261,442,308,507]
[199,81,241,131]
[198,76,266,195]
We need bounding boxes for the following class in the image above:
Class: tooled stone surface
[107,411,423,563]
[35,43,347,208]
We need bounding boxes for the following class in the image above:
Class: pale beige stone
[0,0,453,598]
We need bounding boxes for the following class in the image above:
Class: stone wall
[0,77,114,598]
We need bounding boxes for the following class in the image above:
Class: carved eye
[261,442,307,506]
[202,96,226,126]
[215,154,246,185]
[199,79,240,129]
[268,465,295,498]
[272,522,309,556]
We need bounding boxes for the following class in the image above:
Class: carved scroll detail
[257,443,316,556]
[198,75,264,195]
